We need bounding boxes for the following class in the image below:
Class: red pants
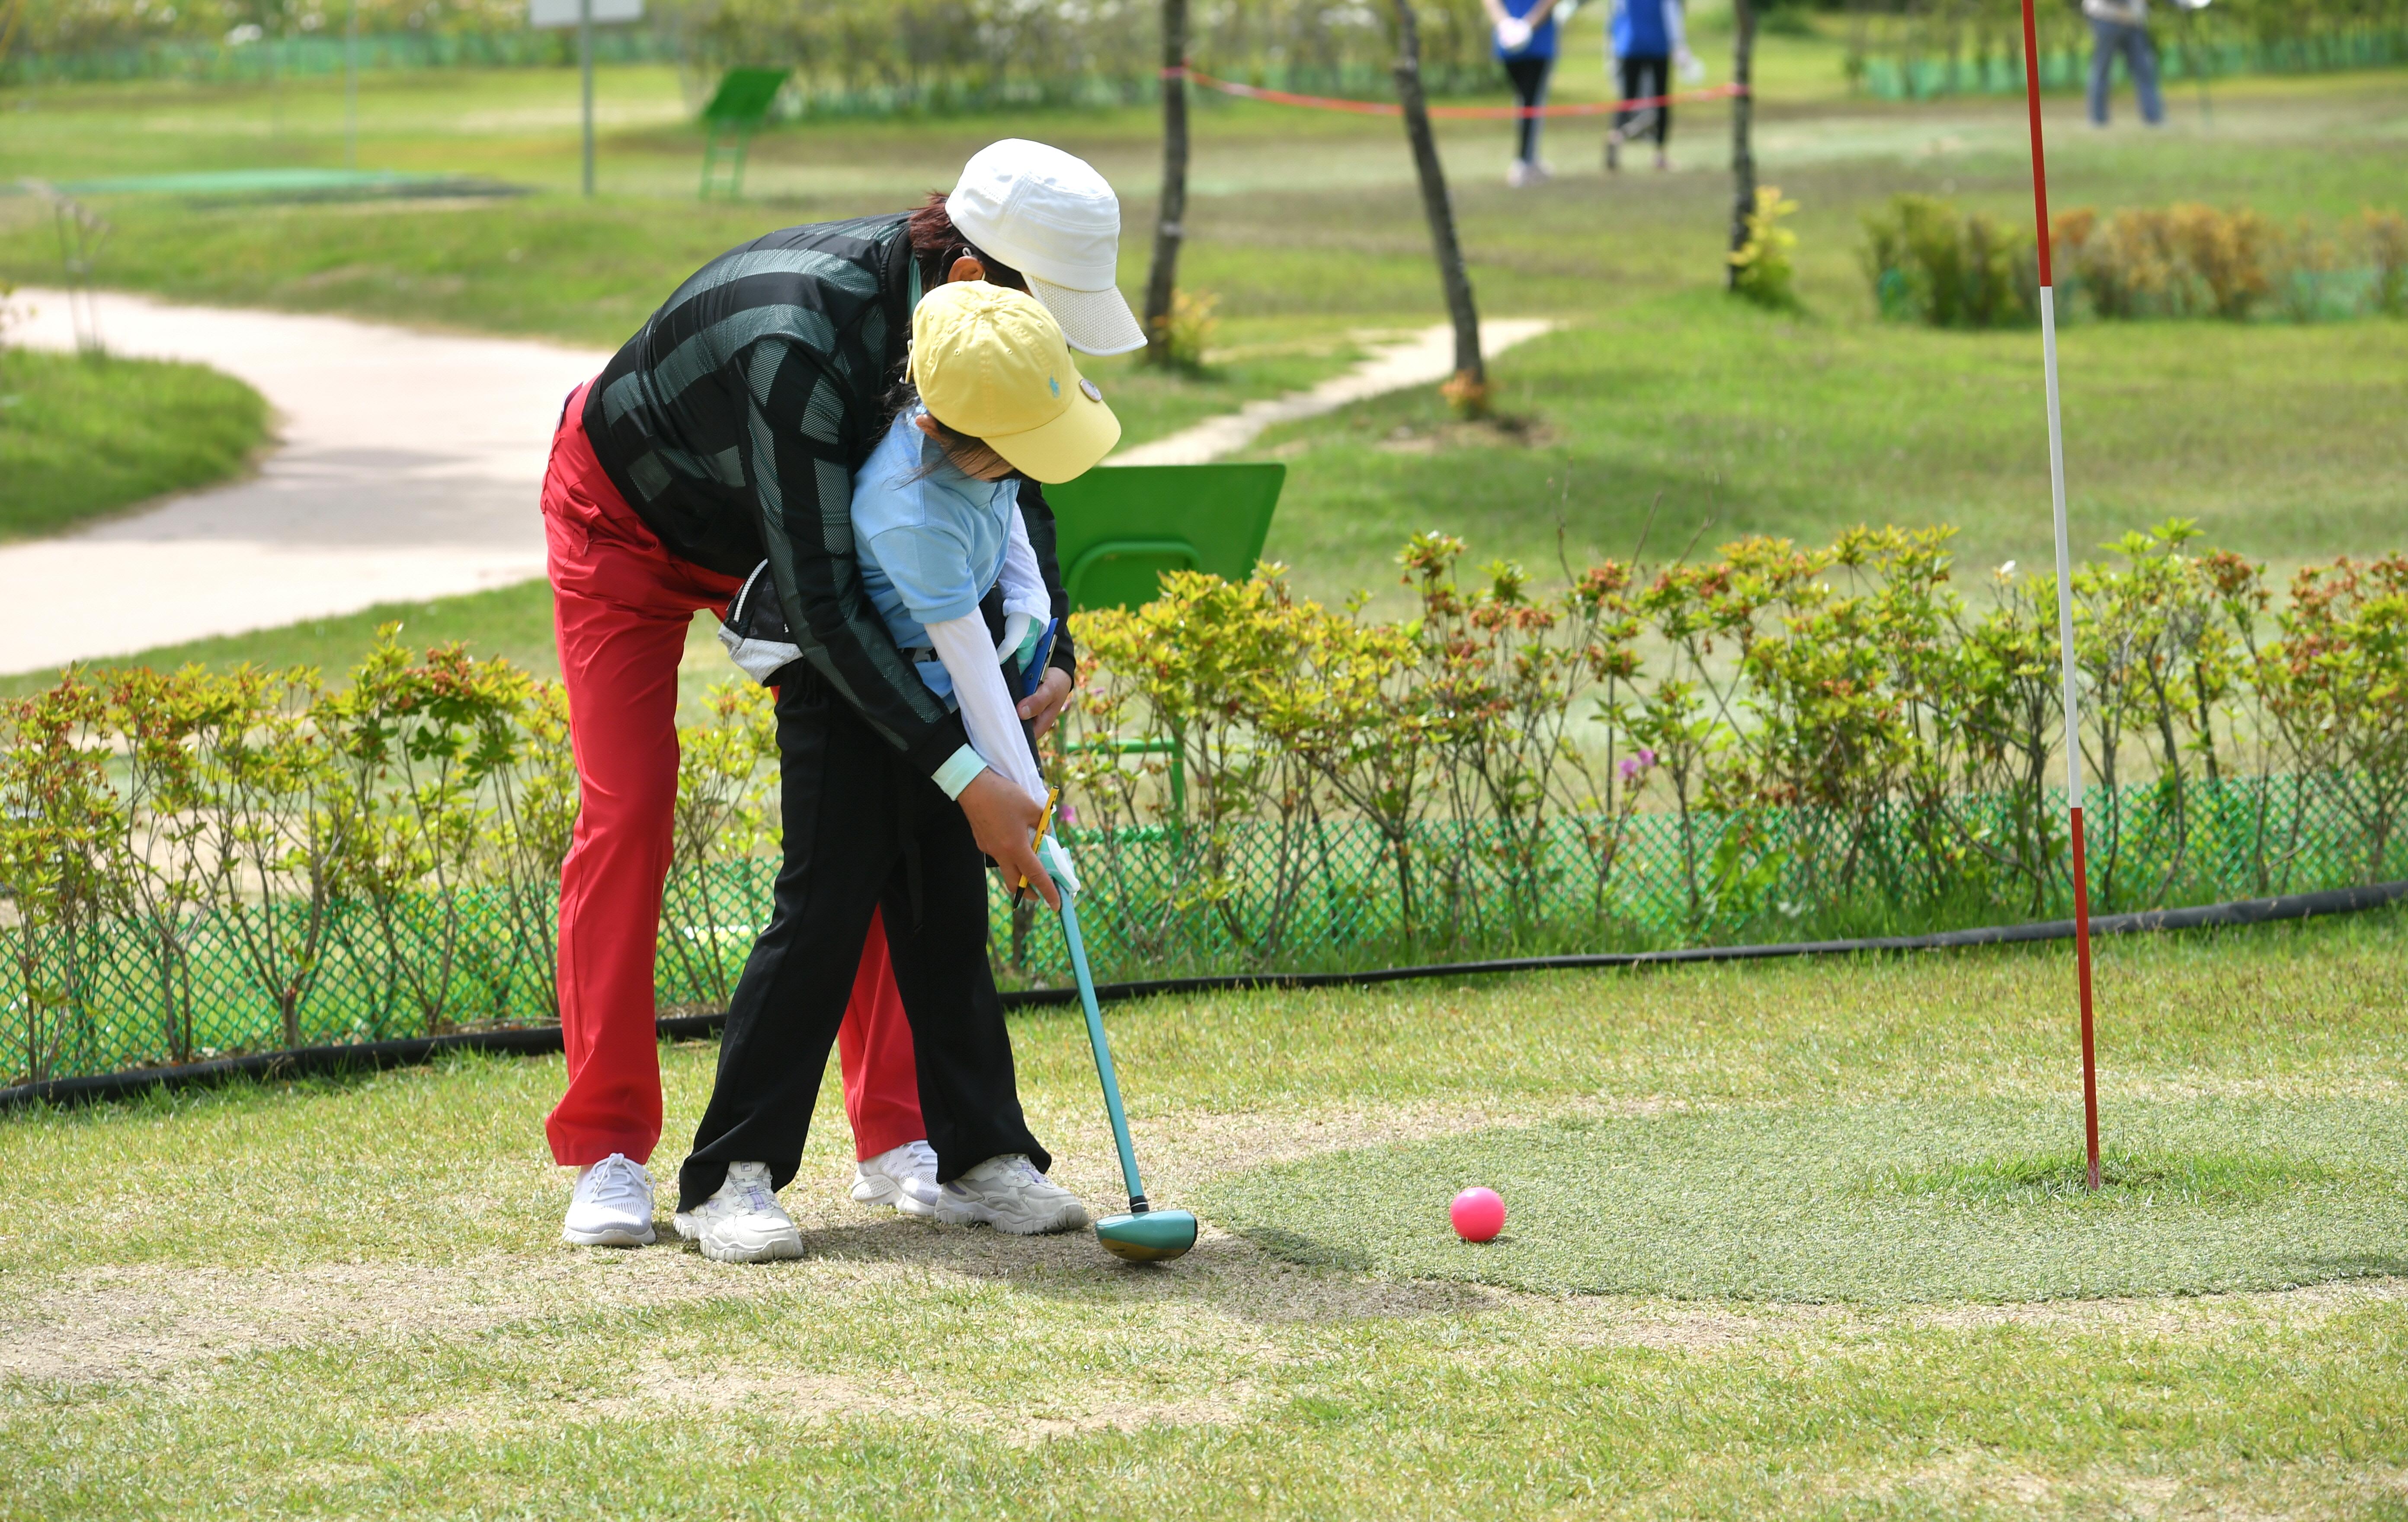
[540,381,923,1167]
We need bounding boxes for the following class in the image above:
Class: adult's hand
[1018,666,1075,739]
[958,768,1059,910]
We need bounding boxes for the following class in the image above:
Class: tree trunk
[1726,0,1758,288]
[1142,0,1191,366]
[1391,0,1486,408]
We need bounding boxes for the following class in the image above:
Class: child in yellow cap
[676,282,1119,1262]
[858,279,1120,829]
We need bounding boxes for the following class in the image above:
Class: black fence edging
[6,879,2402,1113]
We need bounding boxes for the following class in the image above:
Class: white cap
[947,139,1146,357]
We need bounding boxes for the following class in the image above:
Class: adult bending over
[547,139,1144,1248]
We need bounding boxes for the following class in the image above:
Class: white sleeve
[1666,0,1687,56]
[926,614,1048,809]
[999,504,1049,622]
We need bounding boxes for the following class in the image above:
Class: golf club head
[1095,1209,1198,1263]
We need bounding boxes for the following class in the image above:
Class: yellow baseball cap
[909,281,1121,484]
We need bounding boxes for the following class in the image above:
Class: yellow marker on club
[1018,788,1058,899]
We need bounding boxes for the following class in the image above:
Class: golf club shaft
[1058,892,1148,1205]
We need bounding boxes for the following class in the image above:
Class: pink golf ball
[1451,1186,1506,1244]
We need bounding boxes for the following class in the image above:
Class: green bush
[1860,194,2037,329]
[1867,198,2408,328]
[1729,185,1803,312]
[11,529,2408,1084]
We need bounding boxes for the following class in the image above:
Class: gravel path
[5,289,605,675]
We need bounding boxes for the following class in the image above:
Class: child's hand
[1017,667,1075,738]
[959,770,1058,910]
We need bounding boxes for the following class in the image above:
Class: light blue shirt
[851,408,1018,709]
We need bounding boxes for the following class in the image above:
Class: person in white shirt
[672,281,1117,1264]
[2083,0,2166,126]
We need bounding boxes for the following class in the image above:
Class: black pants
[677,670,1048,1212]
[1615,54,1671,146]
[1503,55,1553,163]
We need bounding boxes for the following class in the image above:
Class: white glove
[1038,832,1080,897]
[1495,16,1534,51]
[1676,47,1704,83]
[997,608,1044,667]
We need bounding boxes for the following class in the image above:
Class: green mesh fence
[1857,29,2408,99]
[6,772,2395,1087]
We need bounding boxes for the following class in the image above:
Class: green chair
[698,67,790,201]
[1044,461,1285,813]
[1041,462,1285,613]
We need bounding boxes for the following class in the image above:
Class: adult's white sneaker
[562,1152,657,1247]
[935,1154,1092,1235]
[674,1161,805,1264]
[852,1140,941,1219]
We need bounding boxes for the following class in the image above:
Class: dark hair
[881,377,1023,484]
[881,195,1031,443]
[907,191,1027,292]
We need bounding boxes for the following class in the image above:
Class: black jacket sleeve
[747,338,970,777]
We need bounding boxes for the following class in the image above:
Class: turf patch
[1197,1100,2408,1303]
[0,348,269,540]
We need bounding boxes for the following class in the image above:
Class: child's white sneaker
[852,1140,941,1218]
[561,1153,656,1247]
[935,1154,1091,1235]
[674,1161,804,1263]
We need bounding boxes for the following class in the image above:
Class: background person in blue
[1483,0,1563,186]
[1604,0,1699,172]
[674,280,1115,1265]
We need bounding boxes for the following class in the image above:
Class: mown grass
[1204,1102,2408,1300]
[0,346,269,539]
[4,914,2406,1515]
[1,60,2400,613]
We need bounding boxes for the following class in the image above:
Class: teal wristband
[932,745,988,800]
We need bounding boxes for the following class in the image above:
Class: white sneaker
[562,1153,657,1247]
[852,1140,941,1219]
[935,1154,1092,1236]
[672,1161,804,1264]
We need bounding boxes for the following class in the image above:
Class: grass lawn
[6,913,2407,1515]
[0,346,269,540]
[1,53,2400,616]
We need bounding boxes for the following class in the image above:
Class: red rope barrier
[1170,65,1746,120]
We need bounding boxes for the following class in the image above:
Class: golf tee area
[4,19,2408,1519]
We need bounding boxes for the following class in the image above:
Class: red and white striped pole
[2017,0,2102,1191]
